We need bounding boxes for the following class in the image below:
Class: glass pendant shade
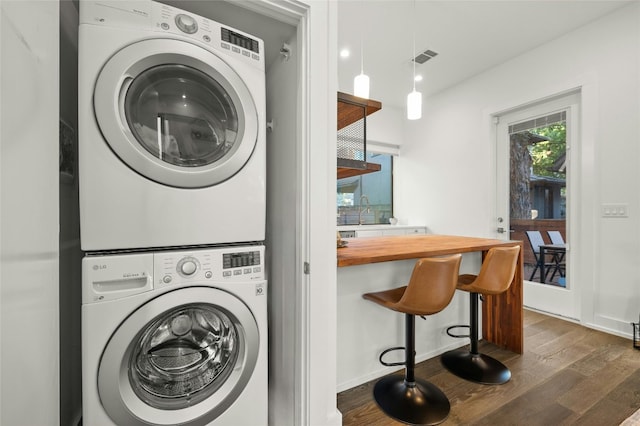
[354,73,370,99]
[407,89,422,120]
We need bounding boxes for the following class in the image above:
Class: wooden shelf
[337,159,382,179]
[337,92,382,130]
[337,92,382,179]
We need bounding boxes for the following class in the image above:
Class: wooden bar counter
[337,234,524,354]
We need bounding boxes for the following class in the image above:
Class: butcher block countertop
[336,234,525,353]
[337,234,520,267]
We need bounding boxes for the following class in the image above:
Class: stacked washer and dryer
[78,1,268,425]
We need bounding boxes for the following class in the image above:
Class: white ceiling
[338,0,634,109]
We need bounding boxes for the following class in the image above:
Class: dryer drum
[129,304,239,408]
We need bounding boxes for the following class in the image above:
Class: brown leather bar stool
[441,246,520,385]
[362,254,462,426]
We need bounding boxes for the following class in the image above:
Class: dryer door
[98,286,260,425]
[94,38,258,188]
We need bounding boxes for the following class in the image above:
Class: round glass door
[125,64,239,169]
[129,304,239,410]
[94,38,259,188]
[98,287,260,426]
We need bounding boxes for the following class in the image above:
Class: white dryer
[78,0,266,251]
[82,245,267,425]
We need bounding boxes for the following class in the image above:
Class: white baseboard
[587,315,634,340]
[525,306,634,341]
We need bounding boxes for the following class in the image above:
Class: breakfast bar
[337,234,524,354]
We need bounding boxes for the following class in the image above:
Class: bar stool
[440,246,520,385]
[362,254,462,426]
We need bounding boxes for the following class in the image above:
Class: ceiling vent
[412,49,438,64]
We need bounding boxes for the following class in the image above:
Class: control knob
[179,258,198,276]
[175,14,198,34]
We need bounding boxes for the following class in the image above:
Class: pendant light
[353,5,370,98]
[407,0,422,120]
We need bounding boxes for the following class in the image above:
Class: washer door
[94,38,258,188]
[98,287,260,426]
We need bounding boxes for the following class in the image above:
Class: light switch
[601,203,629,217]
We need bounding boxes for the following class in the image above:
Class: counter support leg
[481,243,524,354]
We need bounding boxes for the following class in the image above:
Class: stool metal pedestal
[441,292,511,384]
[374,314,450,425]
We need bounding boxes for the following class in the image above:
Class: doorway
[496,91,580,320]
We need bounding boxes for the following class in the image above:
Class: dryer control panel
[152,2,265,70]
[81,1,265,71]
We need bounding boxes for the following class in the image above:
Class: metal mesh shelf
[336,92,382,179]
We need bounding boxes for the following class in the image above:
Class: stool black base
[440,349,511,385]
[373,375,450,425]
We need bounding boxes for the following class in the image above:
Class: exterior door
[98,287,259,425]
[94,38,258,188]
[495,92,580,320]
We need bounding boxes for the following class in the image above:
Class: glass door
[495,92,580,320]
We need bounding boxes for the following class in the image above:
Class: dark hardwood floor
[337,309,640,425]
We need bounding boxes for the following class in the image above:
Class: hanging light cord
[412,0,416,91]
[361,30,364,74]
[360,6,365,75]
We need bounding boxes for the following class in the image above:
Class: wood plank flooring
[337,309,640,425]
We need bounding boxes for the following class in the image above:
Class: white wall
[1,1,60,424]
[397,3,640,336]
[367,104,404,146]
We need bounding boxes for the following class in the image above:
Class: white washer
[79,0,266,251]
[82,245,267,425]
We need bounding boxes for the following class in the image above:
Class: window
[337,152,393,225]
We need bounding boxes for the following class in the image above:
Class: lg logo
[92,264,107,271]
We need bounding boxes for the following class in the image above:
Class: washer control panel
[155,245,265,289]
